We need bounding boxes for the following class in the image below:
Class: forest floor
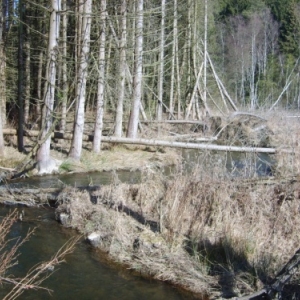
[2,110,300,299]
[1,116,187,175]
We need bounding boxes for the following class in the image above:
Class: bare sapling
[0,209,80,300]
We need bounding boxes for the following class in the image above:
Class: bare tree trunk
[114,0,127,137]
[202,0,210,116]
[74,0,84,85]
[24,35,30,125]
[17,0,25,152]
[0,0,4,155]
[127,0,143,139]
[176,33,182,119]
[157,0,165,121]
[185,0,193,118]
[92,0,106,153]
[36,0,61,174]
[60,0,68,132]
[207,52,237,111]
[69,0,92,160]
[250,30,257,110]
[185,63,204,119]
[36,51,43,119]
[0,0,6,128]
[169,0,177,119]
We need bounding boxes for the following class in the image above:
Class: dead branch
[2,235,80,300]
[234,248,300,300]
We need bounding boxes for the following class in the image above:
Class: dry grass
[266,110,300,176]
[80,144,180,172]
[4,109,300,298]
[55,152,300,298]
[0,147,27,169]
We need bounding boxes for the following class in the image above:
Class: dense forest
[0,0,299,172]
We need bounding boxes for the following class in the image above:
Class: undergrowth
[53,111,300,298]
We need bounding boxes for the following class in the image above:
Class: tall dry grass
[55,110,300,298]
[56,157,300,298]
[267,110,300,176]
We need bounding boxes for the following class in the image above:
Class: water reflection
[182,149,274,178]
[0,206,193,300]
[3,170,141,189]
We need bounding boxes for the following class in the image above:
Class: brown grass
[55,150,300,298]
[5,109,300,298]
[266,110,300,176]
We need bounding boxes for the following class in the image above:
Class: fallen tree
[3,129,276,153]
[234,248,300,299]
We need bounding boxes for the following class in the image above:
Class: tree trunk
[186,0,192,118]
[92,0,106,153]
[127,0,143,139]
[202,0,210,116]
[17,0,25,152]
[36,0,61,174]
[169,1,175,119]
[59,0,68,132]
[157,0,165,121]
[74,0,84,84]
[101,136,276,154]
[69,0,93,160]
[36,50,43,118]
[250,29,257,110]
[3,128,276,154]
[0,0,5,155]
[24,35,30,125]
[114,0,127,138]
[0,0,7,128]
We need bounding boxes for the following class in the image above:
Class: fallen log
[0,186,62,206]
[3,129,276,153]
[235,248,300,299]
[140,120,207,125]
[101,136,276,153]
[0,185,100,206]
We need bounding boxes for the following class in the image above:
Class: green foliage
[59,160,74,172]
[266,0,300,57]
[217,0,267,19]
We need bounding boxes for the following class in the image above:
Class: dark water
[5,150,274,190]
[0,150,274,299]
[5,170,141,189]
[182,149,274,177]
[0,206,193,300]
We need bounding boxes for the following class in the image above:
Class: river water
[0,205,193,300]
[0,150,274,299]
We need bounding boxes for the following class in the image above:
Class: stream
[0,150,274,299]
[0,205,193,300]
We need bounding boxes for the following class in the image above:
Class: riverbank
[2,169,300,299]
[51,169,300,299]
[1,111,300,298]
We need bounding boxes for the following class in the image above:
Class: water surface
[0,206,193,300]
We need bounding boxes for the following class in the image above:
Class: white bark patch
[37,158,61,175]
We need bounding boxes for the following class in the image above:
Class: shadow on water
[0,206,194,300]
